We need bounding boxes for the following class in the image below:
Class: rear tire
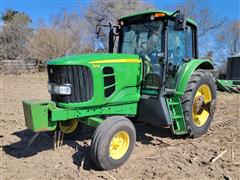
[181,69,217,137]
[91,116,136,170]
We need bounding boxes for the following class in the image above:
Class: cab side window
[166,20,186,89]
[166,21,194,89]
[186,26,193,59]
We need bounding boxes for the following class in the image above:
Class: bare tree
[1,9,18,22]
[27,28,72,71]
[177,0,225,37]
[217,21,240,57]
[204,50,214,61]
[0,11,32,60]
[214,20,240,72]
[176,0,226,55]
[85,0,154,51]
[51,10,92,53]
[27,9,94,71]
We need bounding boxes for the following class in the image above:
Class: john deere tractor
[23,10,216,170]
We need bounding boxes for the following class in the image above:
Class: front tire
[181,69,217,137]
[91,116,136,170]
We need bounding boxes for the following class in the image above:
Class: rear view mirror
[95,20,120,53]
[109,27,114,53]
[108,26,120,53]
[95,16,107,38]
[174,12,186,31]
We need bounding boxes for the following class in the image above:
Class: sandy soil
[1,73,240,180]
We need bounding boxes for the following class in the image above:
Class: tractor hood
[47,53,142,109]
[47,53,141,66]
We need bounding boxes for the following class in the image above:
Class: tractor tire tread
[91,116,136,170]
[181,69,216,138]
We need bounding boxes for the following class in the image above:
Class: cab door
[138,20,196,127]
[138,21,172,127]
[165,20,195,90]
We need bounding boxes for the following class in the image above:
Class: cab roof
[119,10,197,27]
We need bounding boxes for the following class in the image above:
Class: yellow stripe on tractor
[90,59,141,64]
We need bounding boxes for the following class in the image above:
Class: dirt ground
[1,73,240,180]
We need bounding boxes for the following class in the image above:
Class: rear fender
[175,59,214,96]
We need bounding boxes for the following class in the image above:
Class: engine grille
[48,65,93,103]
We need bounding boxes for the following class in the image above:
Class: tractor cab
[99,10,199,127]
[116,10,198,93]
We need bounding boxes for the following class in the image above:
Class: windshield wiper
[142,23,161,39]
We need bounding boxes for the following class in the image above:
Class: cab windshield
[118,21,164,66]
[118,20,164,90]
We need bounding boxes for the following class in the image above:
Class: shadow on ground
[3,129,52,158]
[2,125,94,159]
[3,121,184,170]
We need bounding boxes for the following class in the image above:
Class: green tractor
[23,10,217,170]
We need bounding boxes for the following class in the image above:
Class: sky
[1,0,240,27]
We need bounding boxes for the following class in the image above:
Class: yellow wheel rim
[59,119,78,134]
[109,131,130,160]
[192,84,212,127]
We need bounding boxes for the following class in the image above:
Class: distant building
[226,52,240,80]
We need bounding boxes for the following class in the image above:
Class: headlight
[48,83,71,95]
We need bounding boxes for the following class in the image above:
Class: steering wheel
[136,42,150,61]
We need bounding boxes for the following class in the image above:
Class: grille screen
[48,65,93,103]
